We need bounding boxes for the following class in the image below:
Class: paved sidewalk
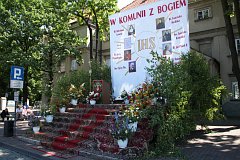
[181,122,240,160]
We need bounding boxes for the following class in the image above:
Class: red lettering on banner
[119,10,146,24]
[109,19,116,25]
[158,0,186,14]
[149,8,154,16]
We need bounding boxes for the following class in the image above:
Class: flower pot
[33,126,40,133]
[117,138,128,149]
[124,99,129,105]
[71,99,78,105]
[90,100,96,105]
[45,115,53,123]
[59,107,66,113]
[128,121,138,132]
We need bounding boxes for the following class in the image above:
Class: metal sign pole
[14,89,17,137]
[10,66,24,137]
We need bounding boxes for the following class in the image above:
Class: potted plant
[87,90,101,105]
[124,105,141,132]
[44,105,56,123]
[59,104,66,113]
[121,90,131,104]
[68,83,86,105]
[111,112,132,149]
[28,115,41,133]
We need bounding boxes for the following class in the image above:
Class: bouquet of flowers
[68,83,86,101]
[123,105,141,123]
[87,90,101,101]
[111,112,132,141]
[120,90,131,100]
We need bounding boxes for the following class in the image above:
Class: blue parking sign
[10,66,24,80]
[10,66,24,88]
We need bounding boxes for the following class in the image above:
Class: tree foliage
[0,0,44,103]
[38,0,84,103]
[57,0,118,62]
[0,0,83,104]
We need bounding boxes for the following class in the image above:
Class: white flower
[89,91,94,96]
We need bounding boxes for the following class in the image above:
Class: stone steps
[26,104,153,159]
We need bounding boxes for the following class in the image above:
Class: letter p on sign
[14,68,21,79]
[10,66,24,81]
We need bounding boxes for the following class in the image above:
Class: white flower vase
[128,121,138,132]
[117,138,128,149]
[124,99,129,105]
[33,126,40,133]
[71,99,78,105]
[59,107,66,113]
[45,115,53,123]
[90,100,96,105]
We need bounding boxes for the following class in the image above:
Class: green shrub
[145,51,226,155]
[52,62,111,104]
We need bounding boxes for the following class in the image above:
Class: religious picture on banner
[162,29,171,42]
[124,37,132,49]
[129,61,136,73]
[156,17,165,30]
[128,24,135,36]
[162,43,172,55]
[124,49,132,61]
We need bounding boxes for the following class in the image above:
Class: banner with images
[109,0,190,97]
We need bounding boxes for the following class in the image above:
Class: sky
[117,0,133,9]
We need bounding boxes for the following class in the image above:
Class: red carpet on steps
[51,107,108,151]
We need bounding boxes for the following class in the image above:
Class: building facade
[189,0,239,100]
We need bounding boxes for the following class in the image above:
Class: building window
[71,59,78,71]
[60,61,65,73]
[235,39,240,54]
[232,82,239,99]
[195,7,212,21]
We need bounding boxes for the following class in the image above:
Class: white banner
[109,0,189,97]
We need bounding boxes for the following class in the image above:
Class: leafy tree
[0,0,44,104]
[0,0,83,105]
[221,0,240,97]
[38,0,83,104]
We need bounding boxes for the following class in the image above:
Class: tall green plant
[181,52,227,121]
[145,51,226,155]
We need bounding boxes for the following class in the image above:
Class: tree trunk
[89,27,93,59]
[95,26,99,61]
[234,0,240,37]
[23,65,28,104]
[74,11,93,59]
[221,0,240,97]
[91,6,99,61]
[99,40,103,65]
[46,51,54,103]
